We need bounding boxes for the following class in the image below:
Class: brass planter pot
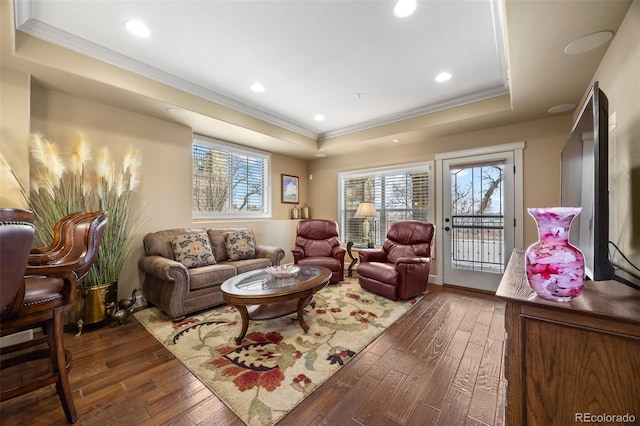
[68,282,117,334]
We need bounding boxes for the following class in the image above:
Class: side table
[346,241,374,277]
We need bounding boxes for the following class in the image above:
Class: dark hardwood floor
[1,284,506,425]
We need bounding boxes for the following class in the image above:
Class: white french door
[437,144,523,292]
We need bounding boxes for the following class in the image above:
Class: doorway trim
[435,141,524,288]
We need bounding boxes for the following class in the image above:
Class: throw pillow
[223,229,256,261]
[171,233,216,268]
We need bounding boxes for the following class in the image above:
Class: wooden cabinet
[497,250,640,425]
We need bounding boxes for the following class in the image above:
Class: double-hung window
[338,161,433,246]
[192,135,271,219]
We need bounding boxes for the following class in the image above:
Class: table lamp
[354,202,377,245]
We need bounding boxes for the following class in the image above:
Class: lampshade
[354,202,377,218]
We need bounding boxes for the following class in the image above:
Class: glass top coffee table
[221,265,331,344]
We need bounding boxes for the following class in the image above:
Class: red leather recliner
[357,220,434,300]
[292,219,346,283]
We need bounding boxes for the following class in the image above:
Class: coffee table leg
[296,297,311,333]
[235,305,250,345]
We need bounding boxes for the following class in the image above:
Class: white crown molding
[14,1,319,140]
[318,86,509,141]
[14,0,510,144]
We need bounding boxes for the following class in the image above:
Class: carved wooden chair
[1,210,108,424]
[29,211,86,256]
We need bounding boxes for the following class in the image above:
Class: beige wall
[309,1,640,281]
[309,114,573,250]
[589,0,640,276]
[2,0,637,299]
[30,86,569,293]
[0,68,30,208]
[26,86,307,298]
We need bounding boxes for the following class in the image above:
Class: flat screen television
[561,81,639,288]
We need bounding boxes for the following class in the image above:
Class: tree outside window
[192,136,270,218]
[339,162,433,245]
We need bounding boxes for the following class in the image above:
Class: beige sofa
[139,227,284,321]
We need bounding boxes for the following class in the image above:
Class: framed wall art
[281,174,299,204]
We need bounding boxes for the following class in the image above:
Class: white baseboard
[0,329,33,347]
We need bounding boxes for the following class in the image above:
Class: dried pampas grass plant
[28,132,142,288]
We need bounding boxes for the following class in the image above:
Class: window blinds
[192,136,270,218]
[339,162,433,246]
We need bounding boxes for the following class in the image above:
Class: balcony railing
[451,215,504,273]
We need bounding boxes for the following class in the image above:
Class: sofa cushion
[232,258,272,274]
[188,263,236,290]
[223,229,256,261]
[170,232,216,268]
[143,228,208,259]
[357,261,398,285]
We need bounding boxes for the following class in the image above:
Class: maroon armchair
[357,220,435,300]
[292,219,346,283]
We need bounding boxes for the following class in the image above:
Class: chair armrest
[138,255,187,282]
[332,245,346,259]
[25,262,78,279]
[30,244,59,255]
[28,250,68,266]
[395,256,430,265]
[291,246,305,262]
[255,245,285,266]
[358,249,386,263]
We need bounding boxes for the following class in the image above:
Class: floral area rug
[134,278,419,426]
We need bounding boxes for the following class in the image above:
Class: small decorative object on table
[301,203,310,219]
[525,207,585,301]
[264,265,300,278]
[290,206,300,219]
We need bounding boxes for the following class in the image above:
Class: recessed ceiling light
[125,20,150,38]
[394,0,417,18]
[435,72,452,83]
[392,139,400,143]
[249,82,265,93]
[564,31,613,54]
[547,104,576,114]
[315,153,327,158]
[314,114,325,122]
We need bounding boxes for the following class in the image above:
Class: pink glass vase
[525,207,585,301]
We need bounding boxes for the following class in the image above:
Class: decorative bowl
[264,265,300,278]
